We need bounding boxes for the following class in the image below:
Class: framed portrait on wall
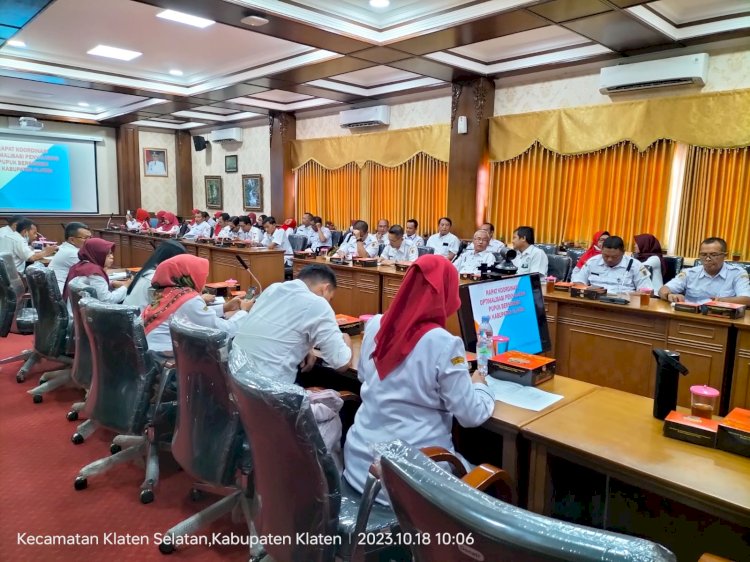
[205,176,223,209]
[225,154,238,173]
[242,174,263,211]
[143,148,168,176]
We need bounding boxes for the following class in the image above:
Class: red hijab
[634,233,665,272]
[156,210,166,220]
[281,218,297,231]
[142,255,209,335]
[160,212,179,229]
[135,208,150,222]
[576,230,609,269]
[62,238,113,300]
[371,254,461,379]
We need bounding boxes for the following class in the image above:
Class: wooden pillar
[269,111,296,220]
[174,131,194,218]
[446,77,495,239]
[116,125,141,213]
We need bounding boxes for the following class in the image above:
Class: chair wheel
[140,489,154,504]
[74,477,87,490]
[67,410,79,421]
[71,433,84,445]
[190,488,203,502]
[32,394,43,404]
[16,373,25,383]
[110,444,122,455]
[158,541,175,555]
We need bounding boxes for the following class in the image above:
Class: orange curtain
[295,161,361,230]
[363,153,448,233]
[487,140,674,248]
[675,146,750,258]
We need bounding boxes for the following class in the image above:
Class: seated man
[453,230,496,275]
[0,215,25,239]
[182,211,212,239]
[336,220,379,259]
[466,222,505,252]
[374,219,390,245]
[296,212,314,239]
[261,216,293,266]
[404,218,424,247]
[0,219,57,273]
[426,217,460,260]
[308,215,332,253]
[572,236,653,294]
[511,226,548,276]
[48,222,91,294]
[659,237,750,305]
[231,264,352,384]
[379,225,417,265]
[237,216,263,244]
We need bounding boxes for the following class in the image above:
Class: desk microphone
[105,213,114,230]
[149,240,156,249]
[236,254,263,294]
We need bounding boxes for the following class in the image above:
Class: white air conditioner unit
[599,53,709,95]
[9,116,44,131]
[208,127,243,143]
[339,105,390,129]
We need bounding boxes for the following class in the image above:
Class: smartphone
[244,287,257,300]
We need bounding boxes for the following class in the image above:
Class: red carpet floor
[0,333,250,562]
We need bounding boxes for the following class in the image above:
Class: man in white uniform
[261,216,293,266]
[453,230,496,275]
[404,219,424,248]
[0,219,57,273]
[145,152,166,175]
[572,236,653,294]
[426,217,460,260]
[296,212,314,239]
[231,264,352,384]
[466,222,505,252]
[379,225,417,264]
[309,216,332,253]
[48,222,91,294]
[511,226,548,276]
[336,220,379,259]
[374,219,390,245]
[0,215,25,240]
[182,211,212,239]
[237,216,263,244]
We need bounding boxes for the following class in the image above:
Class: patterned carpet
[0,332,250,562]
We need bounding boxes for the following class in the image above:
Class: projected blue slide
[0,139,72,211]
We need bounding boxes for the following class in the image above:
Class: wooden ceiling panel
[269,57,376,84]
[349,47,413,64]
[388,57,479,82]
[563,10,675,52]
[528,0,613,23]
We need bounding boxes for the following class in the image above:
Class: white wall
[0,115,118,213]
[139,130,177,212]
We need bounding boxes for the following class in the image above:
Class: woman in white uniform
[122,240,186,312]
[343,254,494,503]
[62,238,130,304]
[634,233,665,292]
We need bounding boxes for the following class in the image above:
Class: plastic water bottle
[476,315,494,377]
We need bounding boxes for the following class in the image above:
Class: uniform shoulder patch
[677,271,687,278]
[640,267,649,276]
[451,356,466,365]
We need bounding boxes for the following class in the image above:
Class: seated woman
[123,240,186,312]
[135,208,151,232]
[571,230,609,277]
[155,212,180,235]
[343,255,494,503]
[142,254,253,354]
[62,238,130,304]
[125,211,139,230]
[634,233,665,291]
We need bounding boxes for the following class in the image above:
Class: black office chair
[228,365,398,562]
[288,234,309,251]
[547,254,572,282]
[377,242,386,257]
[157,318,257,555]
[566,248,586,268]
[331,230,343,248]
[417,246,435,257]
[537,243,559,256]
[20,265,73,402]
[377,440,677,562]
[73,299,164,504]
[662,256,684,284]
[0,254,36,368]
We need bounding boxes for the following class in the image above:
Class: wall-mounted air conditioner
[599,53,709,95]
[339,105,390,129]
[208,127,243,142]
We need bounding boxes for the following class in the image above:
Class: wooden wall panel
[270,112,296,221]
[116,126,141,214]
[174,131,194,218]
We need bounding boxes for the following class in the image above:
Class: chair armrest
[698,555,733,562]
[420,446,467,478]
[461,463,515,504]
[351,470,385,558]
[338,390,360,402]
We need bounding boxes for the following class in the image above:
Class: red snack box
[663,410,719,448]
[703,301,746,319]
[488,350,555,387]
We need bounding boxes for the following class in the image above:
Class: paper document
[208,296,226,305]
[485,378,563,411]
[108,272,127,281]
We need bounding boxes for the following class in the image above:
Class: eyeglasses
[73,235,92,240]
[699,252,726,260]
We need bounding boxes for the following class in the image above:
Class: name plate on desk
[352,258,378,268]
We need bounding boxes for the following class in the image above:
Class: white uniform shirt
[571,255,653,294]
[404,233,424,248]
[641,255,664,292]
[48,241,80,294]
[231,279,352,384]
[69,275,127,304]
[296,225,313,239]
[262,227,293,265]
[337,233,379,259]
[157,225,180,235]
[467,239,505,252]
[122,269,155,312]
[0,231,34,273]
[238,226,263,244]
[343,315,495,503]
[145,295,248,353]
[426,232,460,258]
[310,227,332,252]
[664,263,750,304]
[125,219,140,230]
[0,225,13,239]
[183,221,212,239]
[216,225,235,239]
[453,249,496,275]
[512,245,549,276]
[380,239,418,262]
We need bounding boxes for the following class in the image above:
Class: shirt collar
[698,263,728,280]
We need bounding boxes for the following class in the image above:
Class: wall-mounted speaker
[193,136,208,151]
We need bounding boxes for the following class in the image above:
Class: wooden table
[523,387,750,558]
[730,318,750,410]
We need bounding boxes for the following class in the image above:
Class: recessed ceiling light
[78,102,90,107]
[157,9,215,28]
[169,69,184,76]
[369,0,390,7]
[241,15,270,27]
[7,40,26,48]
[87,44,142,61]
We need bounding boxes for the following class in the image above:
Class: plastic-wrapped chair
[0,254,36,368]
[157,317,257,555]
[376,440,677,562]
[66,279,99,444]
[566,248,586,267]
[330,230,343,248]
[20,265,73,402]
[288,234,309,251]
[537,243,559,256]
[417,246,435,257]
[73,299,163,504]
[228,364,398,562]
[547,255,572,282]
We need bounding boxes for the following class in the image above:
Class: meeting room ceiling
[0,0,748,130]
